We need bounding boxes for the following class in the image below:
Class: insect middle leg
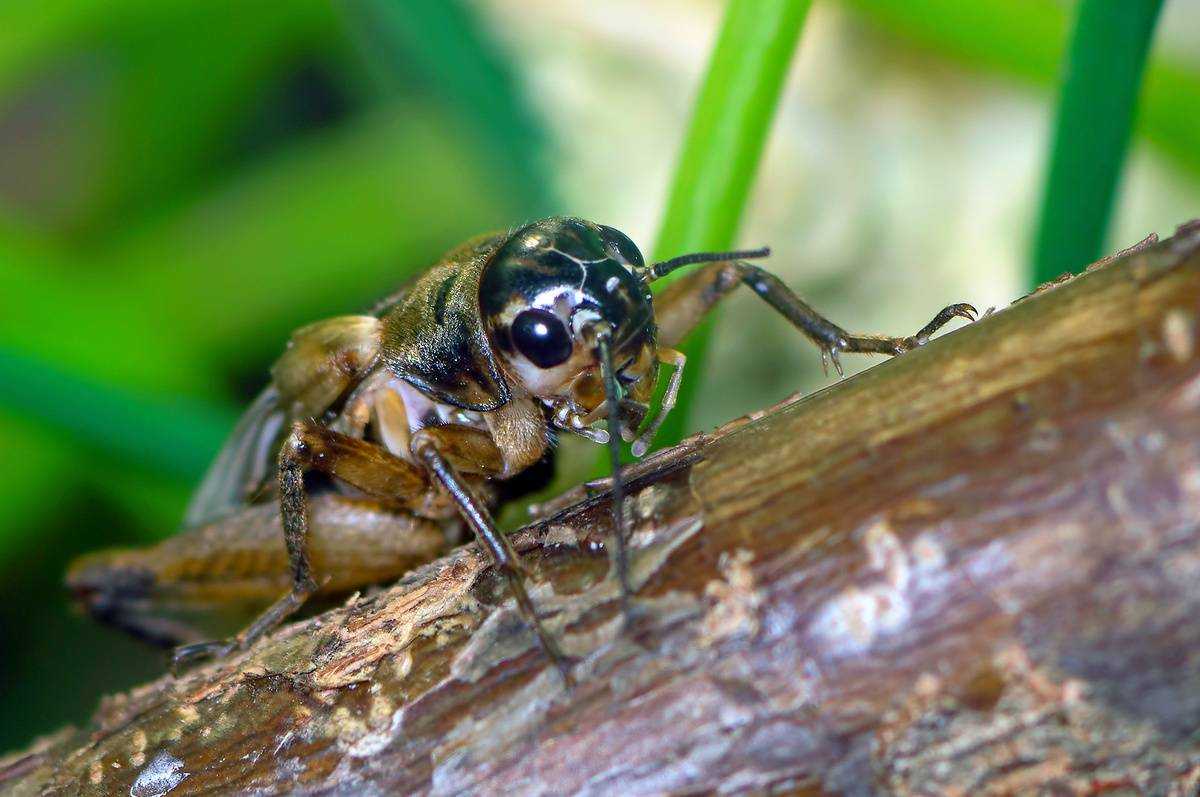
[410,425,573,685]
[653,259,976,375]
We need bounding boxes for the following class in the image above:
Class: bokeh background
[1,0,1197,751]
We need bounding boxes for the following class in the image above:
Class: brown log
[6,223,1200,795]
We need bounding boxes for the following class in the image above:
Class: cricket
[66,216,975,683]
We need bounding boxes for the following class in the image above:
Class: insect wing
[183,386,286,529]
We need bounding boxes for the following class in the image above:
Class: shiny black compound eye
[510,309,573,368]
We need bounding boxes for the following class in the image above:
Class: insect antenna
[595,327,635,626]
[642,246,771,282]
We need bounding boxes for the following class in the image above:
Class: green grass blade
[0,222,212,393]
[651,0,813,448]
[844,0,1065,84]
[1032,0,1164,283]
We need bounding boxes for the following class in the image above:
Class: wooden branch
[7,223,1200,795]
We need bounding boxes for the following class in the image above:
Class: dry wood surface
[5,223,1200,795]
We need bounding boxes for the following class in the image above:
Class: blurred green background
[1,0,1197,751]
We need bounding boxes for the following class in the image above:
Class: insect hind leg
[171,431,316,669]
[67,559,202,649]
[173,420,434,671]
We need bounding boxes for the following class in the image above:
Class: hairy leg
[411,426,572,685]
[172,421,439,669]
[69,496,448,651]
[653,260,975,374]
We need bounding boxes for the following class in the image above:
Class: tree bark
[5,223,1200,796]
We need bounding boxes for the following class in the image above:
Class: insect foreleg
[652,260,975,375]
[412,431,572,686]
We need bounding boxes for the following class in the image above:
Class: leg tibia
[651,258,975,378]
[172,421,448,668]
[739,263,976,375]
[413,436,572,685]
[653,262,742,349]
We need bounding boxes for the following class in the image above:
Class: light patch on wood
[809,520,949,656]
[914,672,942,698]
[385,650,414,682]
[911,533,946,574]
[344,709,403,759]
[327,707,364,742]
[1163,309,1195,363]
[863,519,910,591]
[628,516,704,588]
[633,484,668,524]
[129,750,188,797]
[629,484,674,548]
[271,731,295,756]
[809,583,912,655]
[700,549,761,645]
[173,705,199,727]
[541,524,579,547]
[431,668,565,794]
[331,703,403,761]
[128,729,148,768]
